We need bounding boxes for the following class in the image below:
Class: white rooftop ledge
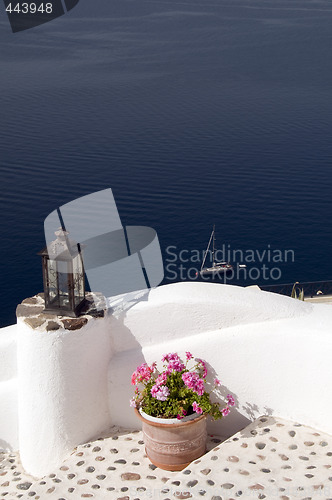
[0,281,331,477]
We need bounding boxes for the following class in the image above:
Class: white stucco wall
[108,283,332,438]
[1,281,332,477]
[16,315,114,477]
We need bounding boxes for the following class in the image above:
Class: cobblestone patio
[1,416,331,499]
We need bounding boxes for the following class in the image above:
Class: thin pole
[201,226,214,271]
[212,224,215,266]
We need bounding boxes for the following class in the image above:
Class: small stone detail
[16,482,32,490]
[221,483,234,489]
[16,304,44,318]
[248,484,264,490]
[121,473,141,481]
[62,318,88,331]
[255,443,266,450]
[22,297,39,305]
[24,317,45,329]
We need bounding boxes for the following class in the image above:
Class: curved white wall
[108,283,332,437]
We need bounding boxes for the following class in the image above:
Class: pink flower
[167,359,185,373]
[186,352,193,361]
[192,401,203,414]
[176,408,187,419]
[155,372,168,386]
[222,406,230,417]
[162,352,178,363]
[131,363,154,385]
[227,394,235,406]
[162,353,185,374]
[182,372,205,396]
[151,385,170,401]
[129,397,137,408]
[214,378,221,386]
[150,384,159,397]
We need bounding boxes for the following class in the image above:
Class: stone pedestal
[16,293,113,477]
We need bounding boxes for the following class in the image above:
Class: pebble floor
[1,416,332,500]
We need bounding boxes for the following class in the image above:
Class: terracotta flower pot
[135,408,207,471]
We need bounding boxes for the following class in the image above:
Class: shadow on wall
[204,362,248,437]
[108,347,147,428]
[107,289,151,316]
[106,302,146,427]
[205,362,274,438]
[242,402,274,421]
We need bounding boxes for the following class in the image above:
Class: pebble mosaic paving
[1,416,332,499]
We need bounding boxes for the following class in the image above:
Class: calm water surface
[1,0,332,326]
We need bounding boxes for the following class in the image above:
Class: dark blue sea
[1,0,332,327]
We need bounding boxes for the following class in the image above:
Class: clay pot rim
[134,407,206,428]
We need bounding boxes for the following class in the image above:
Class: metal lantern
[38,228,87,317]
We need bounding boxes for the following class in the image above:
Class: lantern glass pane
[47,259,58,303]
[58,271,70,309]
[73,254,84,306]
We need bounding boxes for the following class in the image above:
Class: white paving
[1,416,331,500]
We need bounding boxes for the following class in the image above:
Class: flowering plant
[130,351,234,420]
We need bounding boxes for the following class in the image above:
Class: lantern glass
[73,253,85,307]
[58,267,70,309]
[39,229,87,317]
[47,259,58,303]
